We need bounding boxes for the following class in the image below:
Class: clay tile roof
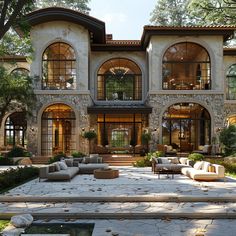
[143,25,236,30]
[106,40,141,46]
[223,45,236,55]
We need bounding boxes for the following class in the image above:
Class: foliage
[141,132,151,144]
[7,146,26,157]
[35,0,91,13]
[150,0,197,26]
[0,166,39,193]
[219,125,236,156]
[188,153,204,161]
[71,151,86,158]
[151,151,165,158]
[0,156,14,165]
[133,156,152,167]
[0,66,36,128]
[48,152,67,163]
[188,0,236,26]
[0,220,9,232]
[83,131,97,140]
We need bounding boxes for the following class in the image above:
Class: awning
[87,105,152,114]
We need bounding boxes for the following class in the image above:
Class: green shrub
[188,153,204,161]
[219,125,236,156]
[133,156,152,167]
[0,156,14,165]
[83,131,97,140]
[7,146,28,158]
[48,152,67,164]
[0,166,39,192]
[71,151,86,158]
[0,220,9,232]
[151,151,165,158]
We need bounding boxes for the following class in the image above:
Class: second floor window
[162,42,211,90]
[227,64,236,100]
[42,42,76,90]
[97,58,142,101]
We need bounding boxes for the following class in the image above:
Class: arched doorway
[4,112,27,147]
[162,103,211,152]
[41,104,76,156]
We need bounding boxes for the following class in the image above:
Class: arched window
[162,42,211,90]
[42,42,76,90]
[162,103,211,151]
[5,112,27,147]
[226,64,236,100]
[11,68,30,77]
[41,104,76,156]
[97,58,142,100]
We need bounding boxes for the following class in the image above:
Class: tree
[188,0,236,25]
[83,130,97,154]
[0,66,36,128]
[219,125,236,156]
[0,0,91,40]
[150,0,196,26]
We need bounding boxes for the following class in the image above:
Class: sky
[89,0,157,40]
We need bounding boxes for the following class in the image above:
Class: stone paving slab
[1,201,236,219]
[3,219,236,236]
[2,167,236,198]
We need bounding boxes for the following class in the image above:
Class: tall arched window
[97,58,142,100]
[42,42,76,90]
[41,104,76,156]
[162,42,211,90]
[5,112,27,147]
[227,64,236,100]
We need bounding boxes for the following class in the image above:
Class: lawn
[0,220,9,232]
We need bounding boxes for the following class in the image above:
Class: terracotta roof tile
[106,40,141,46]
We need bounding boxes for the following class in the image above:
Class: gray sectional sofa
[39,154,109,181]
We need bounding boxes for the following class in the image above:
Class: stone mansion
[1,7,236,156]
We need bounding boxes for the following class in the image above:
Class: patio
[2,166,236,236]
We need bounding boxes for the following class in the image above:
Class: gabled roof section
[141,25,236,48]
[25,7,106,43]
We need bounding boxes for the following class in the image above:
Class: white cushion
[166,145,173,152]
[179,157,188,165]
[194,161,203,170]
[58,161,68,170]
[202,161,211,172]
[202,145,209,153]
[160,158,171,164]
[167,157,179,164]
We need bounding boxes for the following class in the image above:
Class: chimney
[106,34,113,41]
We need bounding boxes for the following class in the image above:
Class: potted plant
[83,130,97,154]
[141,131,151,154]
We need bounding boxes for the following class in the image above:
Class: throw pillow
[202,161,211,172]
[58,161,68,170]
[208,165,216,172]
[65,159,73,167]
[54,162,61,171]
[48,165,56,173]
[160,158,170,164]
[83,157,91,164]
[194,161,203,170]
[168,157,179,164]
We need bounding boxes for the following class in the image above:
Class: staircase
[101,154,143,166]
[31,156,51,164]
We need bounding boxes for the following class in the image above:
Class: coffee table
[156,168,175,179]
[94,168,119,179]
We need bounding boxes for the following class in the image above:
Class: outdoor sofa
[181,161,225,181]
[39,154,109,181]
[152,156,190,174]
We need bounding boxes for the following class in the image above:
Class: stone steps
[1,201,236,220]
[1,195,236,203]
